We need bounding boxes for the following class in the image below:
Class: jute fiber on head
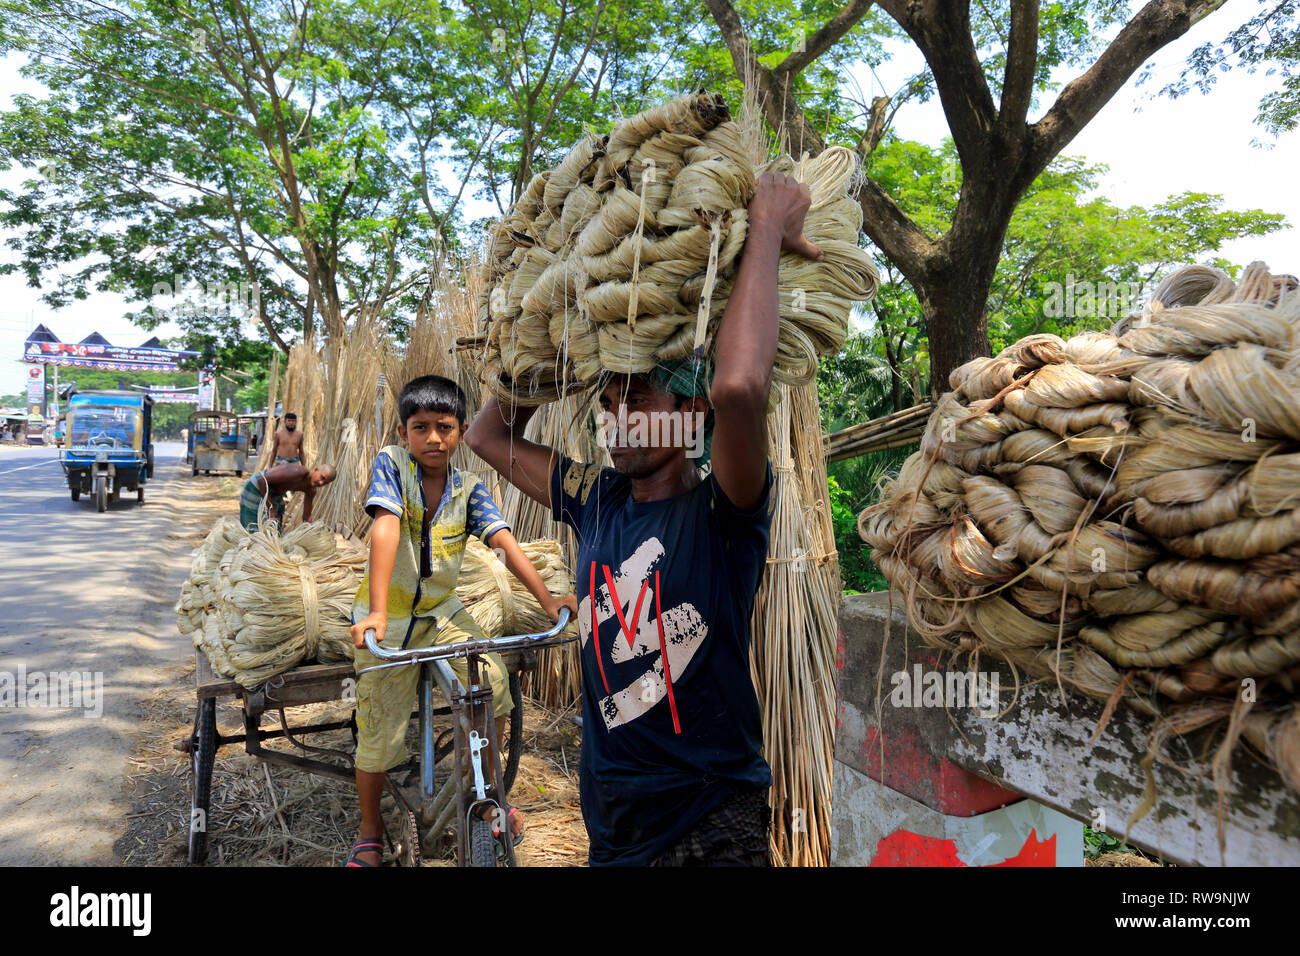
[475,91,879,408]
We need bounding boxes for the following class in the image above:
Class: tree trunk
[916,175,1019,396]
[917,278,992,398]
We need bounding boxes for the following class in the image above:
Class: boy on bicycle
[345,374,576,867]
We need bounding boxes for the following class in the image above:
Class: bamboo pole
[827,427,926,462]
[824,402,933,444]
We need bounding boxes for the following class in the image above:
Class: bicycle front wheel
[469,816,497,867]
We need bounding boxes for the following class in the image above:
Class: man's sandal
[343,838,384,867]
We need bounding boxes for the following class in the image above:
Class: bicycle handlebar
[360,606,573,673]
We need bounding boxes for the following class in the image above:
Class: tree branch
[1027,0,1231,176]
[778,0,875,76]
[875,0,998,162]
[702,0,934,276]
[1000,0,1039,131]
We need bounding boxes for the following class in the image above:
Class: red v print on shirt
[581,536,706,733]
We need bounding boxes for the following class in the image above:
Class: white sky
[2,6,1296,395]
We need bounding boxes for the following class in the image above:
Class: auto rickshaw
[61,390,155,512]
[236,413,266,459]
[189,409,247,476]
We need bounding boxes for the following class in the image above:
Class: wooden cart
[179,647,530,866]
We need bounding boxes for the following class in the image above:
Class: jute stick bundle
[176,518,368,689]
[860,262,1300,804]
[178,515,576,688]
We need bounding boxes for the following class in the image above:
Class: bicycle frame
[361,607,573,865]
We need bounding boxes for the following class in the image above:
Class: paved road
[0,441,202,864]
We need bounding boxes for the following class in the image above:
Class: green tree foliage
[1155,0,1300,136]
[990,169,1287,351]
[450,0,711,210]
[0,0,708,356]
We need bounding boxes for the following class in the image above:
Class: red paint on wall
[868,828,1057,867]
[861,724,1020,815]
[988,830,1056,867]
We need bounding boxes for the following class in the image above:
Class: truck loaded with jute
[858,262,1300,835]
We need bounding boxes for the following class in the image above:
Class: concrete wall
[833,592,1300,867]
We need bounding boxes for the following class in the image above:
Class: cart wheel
[70,487,80,502]
[95,475,107,513]
[503,673,523,797]
[189,697,217,865]
[395,809,421,867]
[111,483,121,504]
[469,816,497,867]
[146,443,155,478]
[137,486,145,504]
[192,463,198,476]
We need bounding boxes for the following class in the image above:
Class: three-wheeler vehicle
[61,389,155,512]
[190,409,247,476]
[236,412,267,458]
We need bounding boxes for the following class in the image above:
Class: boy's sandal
[343,838,385,867]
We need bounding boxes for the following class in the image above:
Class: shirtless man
[239,462,336,531]
[271,412,305,465]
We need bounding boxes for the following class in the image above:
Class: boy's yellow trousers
[352,607,513,774]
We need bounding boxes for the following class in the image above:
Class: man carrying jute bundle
[466,172,823,866]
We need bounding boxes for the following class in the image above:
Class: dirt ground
[117,473,590,867]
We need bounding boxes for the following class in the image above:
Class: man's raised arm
[709,173,822,512]
[464,396,561,510]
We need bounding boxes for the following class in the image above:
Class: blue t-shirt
[550,454,775,866]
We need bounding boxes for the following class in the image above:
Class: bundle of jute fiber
[176,517,368,689]
[476,90,879,405]
[749,380,842,867]
[858,261,1300,803]
[176,516,249,677]
[455,535,578,640]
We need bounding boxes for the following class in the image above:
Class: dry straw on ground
[859,262,1300,832]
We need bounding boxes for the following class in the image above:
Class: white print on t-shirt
[580,536,707,731]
